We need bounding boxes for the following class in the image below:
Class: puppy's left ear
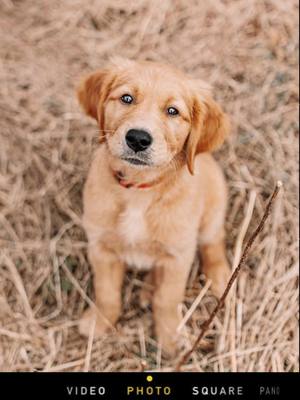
[186,93,230,174]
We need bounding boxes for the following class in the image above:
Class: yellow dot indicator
[146,375,153,382]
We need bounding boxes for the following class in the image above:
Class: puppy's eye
[167,106,179,116]
[120,94,134,104]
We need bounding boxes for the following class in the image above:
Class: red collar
[113,170,157,189]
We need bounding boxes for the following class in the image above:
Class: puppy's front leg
[152,259,191,356]
[200,236,231,299]
[79,245,125,338]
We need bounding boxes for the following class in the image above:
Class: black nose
[125,129,153,152]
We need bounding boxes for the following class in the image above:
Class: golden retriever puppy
[77,58,231,355]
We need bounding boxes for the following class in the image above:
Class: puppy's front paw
[78,308,112,338]
[155,314,182,357]
[205,262,231,299]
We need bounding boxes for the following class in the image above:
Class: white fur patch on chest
[118,198,149,245]
[120,250,154,270]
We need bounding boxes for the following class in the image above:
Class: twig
[46,359,85,372]
[139,360,147,372]
[175,181,282,371]
[2,254,35,321]
[176,279,212,333]
[83,316,96,372]
[229,189,256,372]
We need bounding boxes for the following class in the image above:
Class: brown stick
[175,181,282,371]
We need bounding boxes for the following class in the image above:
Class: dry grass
[0,0,298,372]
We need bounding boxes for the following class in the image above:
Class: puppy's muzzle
[125,129,153,152]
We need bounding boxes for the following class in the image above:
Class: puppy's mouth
[122,157,150,166]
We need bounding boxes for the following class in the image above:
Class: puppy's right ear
[186,93,230,175]
[77,70,113,121]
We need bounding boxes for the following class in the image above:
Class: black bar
[0,372,297,399]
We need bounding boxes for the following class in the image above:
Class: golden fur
[77,58,231,355]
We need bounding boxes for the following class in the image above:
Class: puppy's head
[77,58,230,174]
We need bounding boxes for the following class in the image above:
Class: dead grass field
[0,0,298,372]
